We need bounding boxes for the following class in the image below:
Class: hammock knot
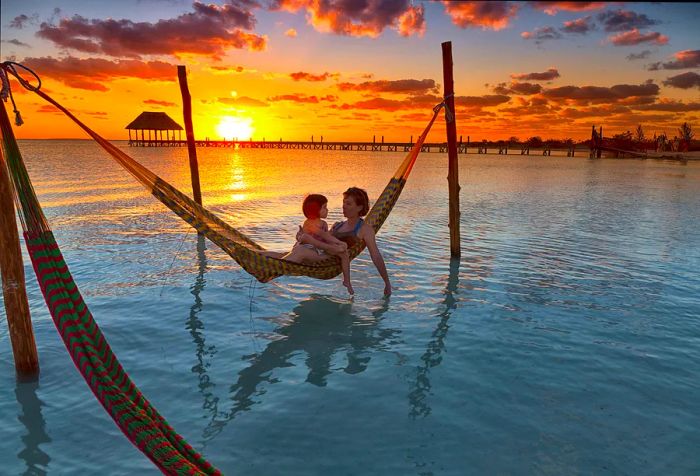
[433,93,455,123]
[1,61,42,127]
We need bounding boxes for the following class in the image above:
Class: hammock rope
[1,64,220,475]
[1,61,447,283]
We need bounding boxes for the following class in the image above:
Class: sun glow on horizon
[216,116,255,141]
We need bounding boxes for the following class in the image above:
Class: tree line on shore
[471,122,696,152]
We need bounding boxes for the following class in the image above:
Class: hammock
[2,62,447,283]
[1,76,219,474]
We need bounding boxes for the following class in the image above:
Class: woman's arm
[361,225,391,295]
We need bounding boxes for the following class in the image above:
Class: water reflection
[184,235,222,436]
[201,294,396,442]
[15,379,51,475]
[408,258,460,419]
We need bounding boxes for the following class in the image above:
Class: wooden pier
[127,138,584,156]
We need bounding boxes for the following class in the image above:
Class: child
[296,194,354,295]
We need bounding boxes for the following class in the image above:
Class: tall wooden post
[442,41,461,258]
[0,102,39,376]
[177,65,202,206]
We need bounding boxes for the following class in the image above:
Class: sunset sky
[1,1,698,142]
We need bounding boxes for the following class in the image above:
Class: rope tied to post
[0,61,42,126]
[433,93,455,123]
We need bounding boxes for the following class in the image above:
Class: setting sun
[216,116,255,141]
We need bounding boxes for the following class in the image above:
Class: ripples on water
[1,140,699,474]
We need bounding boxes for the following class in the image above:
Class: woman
[269,187,392,296]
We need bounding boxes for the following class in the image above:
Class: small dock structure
[126,112,183,146]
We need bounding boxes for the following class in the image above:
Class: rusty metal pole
[441,41,461,258]
[177,65,202,206]
[0,102,39,376]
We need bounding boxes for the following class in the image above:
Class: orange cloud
[36,2,266,59]
[143,99,177,107]
[21,56,177,91]
[530,2,606,16]
[285,28,297,37]
[337,79,438,94]
[443,1,519,31]
[271,0,424,38]
[609,29,668,46]
[268,94,337,104]
[290,71,332,81]
[397,5,426,37]
[217,96,269,107]
[648,50,700,70]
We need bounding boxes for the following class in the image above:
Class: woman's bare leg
[339,251,353,294]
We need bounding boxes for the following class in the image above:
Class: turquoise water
[1,140,699,475]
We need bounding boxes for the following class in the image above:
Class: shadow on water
[202,294,397,442]
[408,258,460,419]
[15,378,51,475]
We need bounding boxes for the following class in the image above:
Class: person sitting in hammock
[286,187,392,296]
[262,193,354,294]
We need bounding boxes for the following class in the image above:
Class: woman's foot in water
[343,280,355,295]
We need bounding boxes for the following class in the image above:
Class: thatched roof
[125,112,183,130]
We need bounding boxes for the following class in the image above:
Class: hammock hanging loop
[1,61,41,126]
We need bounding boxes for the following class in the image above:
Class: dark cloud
[542,81,660,104]
[455,95,511,107]
[290,71,333,82]
[597,9,659,32]
[511,68,560,81]
[530,2,606,15]
[330,93,509,112]
[561,16,595,34]
[21,56,177,91]
[270,0,424,38]
[9,14,35,29]
[36,2,266,59]
[493,82,542,95]
[648,50,700,70]
[662,72,700,90]
[609,29,668,46]
[337,79,439,94]
[1,39,31,47]
[626,50,652,61]
[521,26,562,43]
[442,1,518,31]
[634,100,700,112]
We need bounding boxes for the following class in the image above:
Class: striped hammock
[1,98,220,475]
[25,86,443,282]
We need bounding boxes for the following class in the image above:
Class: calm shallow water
[1,140,699,475]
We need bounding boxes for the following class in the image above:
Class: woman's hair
[343,187,370,216]
[302,194,328,219]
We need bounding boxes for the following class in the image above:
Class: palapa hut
[126,112,183,146]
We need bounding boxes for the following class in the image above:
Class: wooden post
[177,65,202,206]
[0,103,39,376]
[442,41,461,258]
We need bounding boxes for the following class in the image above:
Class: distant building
[125,112,183,146]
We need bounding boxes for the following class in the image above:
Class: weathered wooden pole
[177,65,202,206]
[0,102,39,376]
[441,41,461,258]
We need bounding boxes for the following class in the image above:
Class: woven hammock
[21,83,443,282]
[1,95,219,474]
